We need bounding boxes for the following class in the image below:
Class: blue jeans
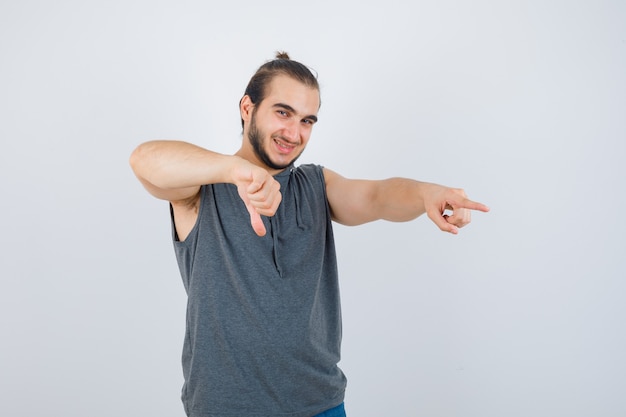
[313,402,346,417]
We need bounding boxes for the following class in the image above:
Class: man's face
[244,75,320,172]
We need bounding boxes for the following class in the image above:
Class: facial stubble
[248,110,304,171]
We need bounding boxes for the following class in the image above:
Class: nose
[283,119,300,142]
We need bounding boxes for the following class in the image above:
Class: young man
[130,52,489,417]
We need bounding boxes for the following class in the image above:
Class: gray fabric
[172,164,346,417]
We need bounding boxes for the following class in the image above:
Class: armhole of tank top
[316,164,332,219]
[171,185,207,246]
[300,163,333,223]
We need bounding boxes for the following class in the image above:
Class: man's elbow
[129,142,153,178]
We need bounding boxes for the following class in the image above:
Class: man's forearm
[377,178,488,234]
[129,140,237,190]
[375,178,429,222]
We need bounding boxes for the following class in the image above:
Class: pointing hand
[424,185,489,234]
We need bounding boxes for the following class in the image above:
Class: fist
[233,162,282,236]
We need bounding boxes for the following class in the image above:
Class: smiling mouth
[273,137,298,153]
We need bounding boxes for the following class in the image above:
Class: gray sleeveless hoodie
[172,164,346,417]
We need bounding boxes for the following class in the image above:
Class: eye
[277,110,288,117]
[302,118,315,125]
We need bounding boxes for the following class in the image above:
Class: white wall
[1,1,624,416]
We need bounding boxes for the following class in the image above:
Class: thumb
[244,199,267,236]
[427,208,459,235]
[236,171,267,237]
[245,202,266,237]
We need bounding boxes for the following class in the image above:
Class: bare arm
[129,140,281,236]
[323,168,489,234]
[129,140,238,201]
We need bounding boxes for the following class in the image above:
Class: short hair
[240,52,320,127]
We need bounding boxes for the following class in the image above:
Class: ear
[240,95,254,123]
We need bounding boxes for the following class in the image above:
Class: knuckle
[257,200,271,210]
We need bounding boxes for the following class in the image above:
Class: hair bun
[275,51,290,60]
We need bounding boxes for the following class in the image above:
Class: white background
[1,1,625,416]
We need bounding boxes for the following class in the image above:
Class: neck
[234,147,287,176]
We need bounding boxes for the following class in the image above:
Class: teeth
[275,138,295,149]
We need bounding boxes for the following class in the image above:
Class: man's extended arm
[323,168,489,234]
[129,140,281,237]
[129,140,237,201]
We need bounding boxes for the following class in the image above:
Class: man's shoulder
[294,163,323,173]
[292,163,326,183]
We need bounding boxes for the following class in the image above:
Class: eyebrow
[273,103,318,123]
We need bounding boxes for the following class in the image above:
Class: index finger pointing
[456,198,490,213]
